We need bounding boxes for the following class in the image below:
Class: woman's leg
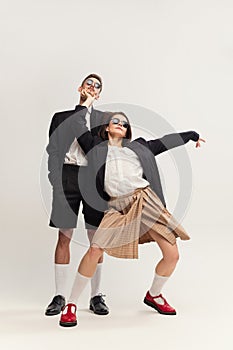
[144,231,179,315]
[87,230,104,297]
[150,231,179,277]
[78,245,104,277]
[64,246,103,305]
[69,245,104,305]
[59,246,104,327]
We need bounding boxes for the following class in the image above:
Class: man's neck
[78,100,93,111]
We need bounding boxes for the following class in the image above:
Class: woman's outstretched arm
[146,131,205,156]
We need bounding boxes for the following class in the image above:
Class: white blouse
[104,145,149,197]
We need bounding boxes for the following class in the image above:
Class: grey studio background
[1,0,232,349]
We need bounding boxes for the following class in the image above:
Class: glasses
[110,118,129,129]
[85,78,101,89]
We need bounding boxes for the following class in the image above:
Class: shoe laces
[96,293,106,301]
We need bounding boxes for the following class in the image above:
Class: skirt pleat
[91,187,190,259]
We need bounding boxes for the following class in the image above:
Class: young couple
[46,73,205,327]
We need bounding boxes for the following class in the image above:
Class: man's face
[78,77,102,101]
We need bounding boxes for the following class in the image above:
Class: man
[45,74,109,316]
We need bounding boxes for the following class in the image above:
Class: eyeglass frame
[85,78,102,89]
[110,117,129,129]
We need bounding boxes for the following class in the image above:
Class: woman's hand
[195,138,206,148]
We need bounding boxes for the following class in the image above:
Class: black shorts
[49,164,104,229]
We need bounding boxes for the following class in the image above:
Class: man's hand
[80,89,97,107]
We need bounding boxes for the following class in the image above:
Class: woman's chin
[112,129,126,138]
[115,134,124,139]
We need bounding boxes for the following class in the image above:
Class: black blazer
[71,107,199,211]
[46,105,104,189]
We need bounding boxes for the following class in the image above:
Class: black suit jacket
[46,105,104,189]
[71,106,199,211]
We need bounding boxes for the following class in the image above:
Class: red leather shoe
[59,303,77,327]
[144,291,176,315]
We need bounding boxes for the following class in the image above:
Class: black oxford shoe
[89,294,109,315]
[45,295,65,316]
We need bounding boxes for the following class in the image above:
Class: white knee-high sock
[149,272,169,297]
[68,271,91,305]
[55,263,69,297]
[91,263,103,297]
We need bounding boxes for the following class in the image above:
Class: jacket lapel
[92,141,107,194]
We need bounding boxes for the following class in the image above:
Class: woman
[59,95,205,327]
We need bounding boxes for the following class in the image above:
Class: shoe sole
[59,321,77,327]
[89,304,109,315]
[45,303,65,316]
[45,310,61,316]
[143,298,176,315]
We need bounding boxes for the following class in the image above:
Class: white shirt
[104,145,149,197]
[64,107,91,166]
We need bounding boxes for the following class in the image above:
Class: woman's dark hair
[99,111,132,141]
[81,73,103,91]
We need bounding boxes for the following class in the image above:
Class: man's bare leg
[45,229,73,316]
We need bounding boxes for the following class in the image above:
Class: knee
[165,250,179,266]
[58,230,72,247]
[98,255,104,263]
[170,250,179,265]
[174,251,180,263]
[88,246,103,261]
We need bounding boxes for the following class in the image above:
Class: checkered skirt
[91,186,190,259]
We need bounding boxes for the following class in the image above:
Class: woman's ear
[106,126,109,132]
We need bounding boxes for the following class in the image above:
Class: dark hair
[81,73,103,91]
[99,111,132,141]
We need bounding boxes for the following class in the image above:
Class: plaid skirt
[91,186,190,259]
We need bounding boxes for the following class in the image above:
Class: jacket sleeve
[48,113,58,137]
[70,107,100,153]
[46,114,61,188]
[147,131,200,156]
